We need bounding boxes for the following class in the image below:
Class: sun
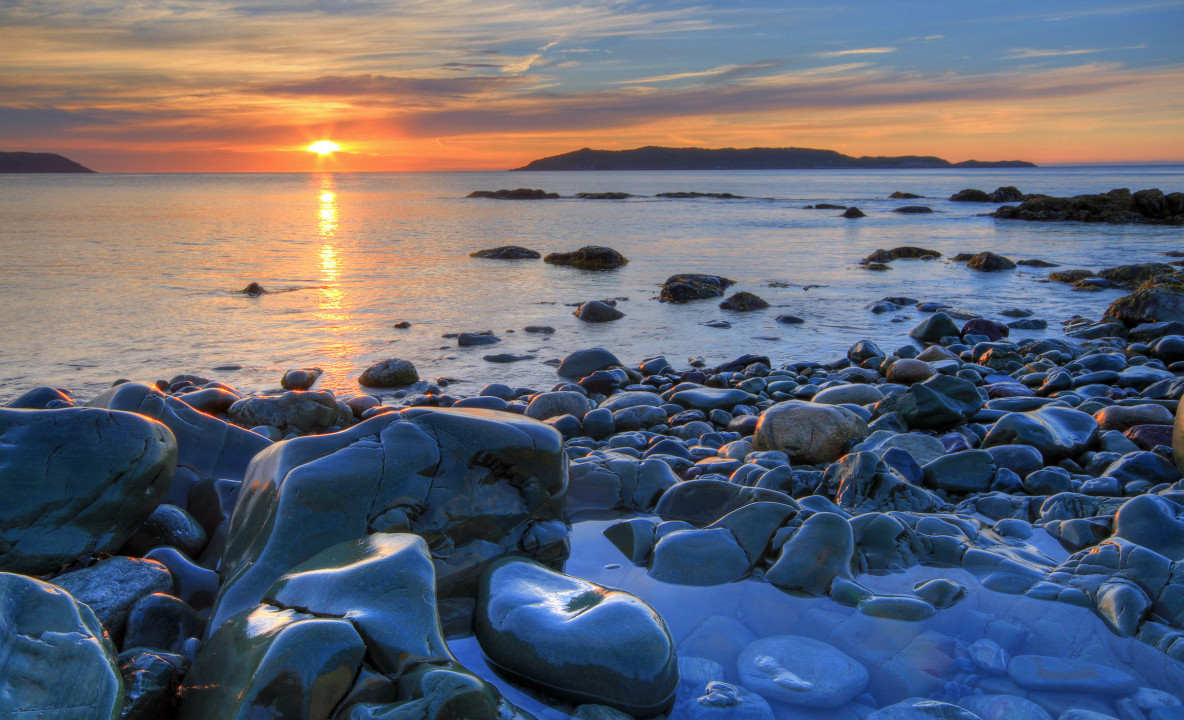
[308,141,340,155]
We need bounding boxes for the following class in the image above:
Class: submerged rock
[475,557,679,715]
[467,188,559,199]
[544,246,628,270]
[470,245,541,259]
[661,274,736,303]
[719,291,769,311]
[736,635,868,708]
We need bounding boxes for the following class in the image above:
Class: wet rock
[228,390,352,435]
[177,604,366,720]
[525,390,595,421]
[1099,262,1177,289]
[967,252,1017,272]
[922,450,996,495]
[910,312,962,344]
[766,512,855,594]
[736,635,868,708]
[544,246,628,270]
[470,245,541,259]
[475,557,678,715]
[558,348,621,378]
[123,503,208,558]
[281,367,322,391]
[660,274,736,303]
[263,533,450,676]
[1006,655,1138,695]
[682,681,773,720]
[458,332,500,346]
[358,358,420,387]
[826,452,942,513]
[1112,494,1184,560]
[950,188,992,202]
[1107,276,1184,326]
[841,206,866,218]
[209,407,567,634]
[981,406,1098,463]
[6,386,74,409]
[649,527,752,585]
[672,387,756,412]
[0,407,176,575]
[812,383,884,406]
[873,374,984,430]
[753,400,869,465]
[868,699,982,719]
[962,318,1009,341]
[123,593,204,654]
[54,556,173,640]
[0,572,123,719]
[567,454,678,513]
[467,188,558,199]
[864,247,942,263]
[719,292,769,311]
[886,359,937,385]
[892,205,934,214]
[1094,403,1174,432]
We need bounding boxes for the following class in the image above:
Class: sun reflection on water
[311,175,359,395]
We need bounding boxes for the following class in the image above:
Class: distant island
[0,151,95,173]
[513,146,1036,171]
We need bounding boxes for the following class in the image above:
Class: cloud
[816,47,897,58]
[1005,48,1103,59]
[613,60,788,85]
[256,73,528,99]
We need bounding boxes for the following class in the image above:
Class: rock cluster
[994,188,1184,224]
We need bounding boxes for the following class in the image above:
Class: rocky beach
[4,179,1184,720]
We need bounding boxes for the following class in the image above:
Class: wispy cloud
[1006,47,1103,59]
[816,46,896,58]
[612,60,787,85]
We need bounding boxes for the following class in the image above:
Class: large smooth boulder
[660,274,735,303]
[981,406,1098,463]
[753,401,868,465]
[1176,394,1184,475]
[0,407,176,575]
[1112,495,1184,560]
[525,391,595,421]
[358,358,419,387]
[475,557,678,715]
[177,605,365,720]
[558,348,622,378]
[909,313,961,344]
[544,246,628,270]
[210,407,568,634]
[228,390,353,435]
[766,512,855,594]
[872,375,983,430]
[826,452,942,513]
[736,635,868,708]
[262,533,451,676]
[53,556,174,639]
[0,572,123,719]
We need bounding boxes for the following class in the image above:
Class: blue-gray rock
[910,313,962,344]
[475,557,678,715]
[1113,494,1184,560]
[558,348,622,378]
[922,450,996,494]
[575,300,625,322]
[123,593,203,654]
[0,572,123,719]
[1103,450,1181,487]
[177,604,365,720]
[683,681,774,720]
[649,527,752,585]
[868,699,983,719]
[0,407,177,575]
[827,452,942,513]
[984,444,1044,479]
[813,384,885,406]
[671,387,756,412]
[957,695,1052,720]
[766,512,855,594]
[525,390,595,421]
[567,454,679,513]
[736,635,868,708]
[753,401,869,465]
[980,406,1098,463]
[1006,655,1138,695]
[358,358,420,387]
[119,648,180,720]
[5,386,73,409]
[209,407,568,635]
[54,556,173,640]
[458,332,501,345]
[873,375,983,430]
[582,407,615,439]
[604,517,658,564]
[228,390,352,435]
[122,503,208,558]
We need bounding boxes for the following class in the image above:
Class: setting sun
[308,141,340,155]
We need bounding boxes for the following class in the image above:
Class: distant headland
[513,146,1036,171]
[0,151,95,173]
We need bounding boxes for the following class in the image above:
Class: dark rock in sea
[841,206,866,218]
[1008,318,1048,330]
[656,191,745,199]
[394,320,411,328]
[524,325,554,333]
[483,353,535,363]
[228,390,352,435]
[177,604,365,719]
[475,557,678,715]
[208,407,568,634]
[557,347,621,378]
[1098,262,1177,289]
[967,252,1017,271]
[0,407,176,575]
[776,314,805,324]
[719,291,769,311]
[54,556,174,640]
[863,247,942,264]
[359,357,419,387]
[991,186,1024,202]
[1107,275,1184,326]
[458,331,501,346]
[950,188,992,202]
[660,274,735,303]
[909,312,961,344]
[807,203,847,209]
[575,300,625,322]
[1017,258,1060,267]
[994,187,1184,224]
[575,192,632,199]
[544,245,629,270]
[467,188,559,199]
[863,262,892,271]
[0,572,122,717]
[962,317,1009,341]
[753,401,868,465]
[281,367,322,390]
[892,205,933,214]
[890,191,923,199]
[470,245,542,259]
[238,282,266,296]
[1049,269,1096,284]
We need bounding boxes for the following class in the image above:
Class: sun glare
[308,141,340,155]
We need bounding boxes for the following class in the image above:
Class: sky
[2,0,1182,172]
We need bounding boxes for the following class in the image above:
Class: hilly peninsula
[0,151,96,173]
[513,146,1035,171]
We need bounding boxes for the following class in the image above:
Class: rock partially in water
[864,247,941,263]
[766,512,855,595]
[0,572,123,719]
[358,358,420,387]
[736,635,868,708]
[544,246,629,270]
[575,300,626,322]
[0,406,176,575]
[967,252,1017,272]
[558,348,622,378]
[467,188,559,199]
[661,274,736,303]
[470,245,542,259]
[719,291,769,311]
[475,557,678,716]
[281,367,322,391]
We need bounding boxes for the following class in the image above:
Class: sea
[1,166,1181,403]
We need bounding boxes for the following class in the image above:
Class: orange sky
[2,1,1182,172]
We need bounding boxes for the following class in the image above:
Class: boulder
[228,390,353,435]
[53,556,174,640]
[863,247,941,263]
[467,188,558,199]
[470,245,541,259]
[208,407,568,634]
[719,292,769,311]
[981,406,1098,463]
[475,557,678,715]
[0,572,123,719]
[525,391,595,421]
[841,207,865,218]
[281,367,322,391]
[872,374,983,430]
[950,189,991,202]
[909,313,961,344]
[660,274,736,303]
[0,407,176,575]
[1108,276,1184,327]
[766,512,855,594]
[558,348,622,378]
[736,635,868,708]
[575,300,625,322]
[358,358,419,387]
[752,401,869,465]
[1098,262,1176,289]
[544,246,628,270]
[966,252,1017,272]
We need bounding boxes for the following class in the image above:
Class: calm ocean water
[1,167,1181,403]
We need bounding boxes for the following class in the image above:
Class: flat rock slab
[475,557,678,715]
[736,635,868,708]
[1006,654,1138,695]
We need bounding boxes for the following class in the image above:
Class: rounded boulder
[753,401,868,465]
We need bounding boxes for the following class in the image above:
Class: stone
[648,527,752,585]
[967,252,1017,272]
[467,188,558,199]
[558,348,622,378]
[962,318,1009,341]
[753,401,868,465]
[864,247,941,263]
[950,188,992,202]
[766,512,855,594]
[122,503,208,558]
[118,649,179,720]
[281,367,322,391]
[470,245,541,259]
[346,662,529,720]
[0,407,176,575]
[1006,655,1138,695]
[671,387,755,412]
[458,332,500,346]
[922,450,996,494]
[869,699,983,719]
[0,572,123,719]
[736,635,868,708]
[123,593,203,654]
[54,556,173,640]
[660,274,736,303]
[841,206,866,218]
[1112,494,1184,560]
[1094,403,1173,432]
[910,313,962,344]
[812,384,884,406]
[544,245,628,270]
[525,391,595,421]
[209,407,568,635]
[873,375,984,430]
[358,358,419,387]
[887,359,937,385]
[826,452,942,513]
[981,406,1098,463]
[475,557,678,716]
[263,533,450,676]
[719,292,769,311]
[682,681,774,720]
[575,300,625,322]
[228,390,352,435]
[177,604,366,720]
